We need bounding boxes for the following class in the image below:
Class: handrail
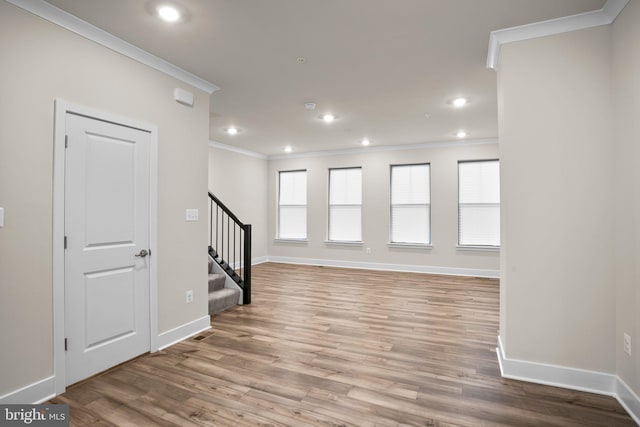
[208,192,251,305]
[208,192,245,227]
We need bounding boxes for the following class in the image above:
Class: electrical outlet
[185,290,194,304]
[624,333,631,356]
[365,247,372,254]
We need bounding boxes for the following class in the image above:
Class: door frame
[52,100,159,395]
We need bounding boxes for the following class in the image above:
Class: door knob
[135,249,149,258]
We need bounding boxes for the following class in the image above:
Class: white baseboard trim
[266,256,500,278]
[156,315,211,351]
[1,316,212,404]
[0,376,55,404]
[252,256,269,266]
[616,377,640,425]
[497,336,640,424]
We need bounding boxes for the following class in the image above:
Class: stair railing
[208,192,251,304]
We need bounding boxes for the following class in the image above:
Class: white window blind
[390,164,430,244]
[458,160,500,246]
[329,167,362,241]
[278,170,307,239]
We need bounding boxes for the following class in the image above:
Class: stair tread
[208,273,226,292]
[208,287,240,299]
[208,287,240,315]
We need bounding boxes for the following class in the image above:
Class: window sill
[388,242,432,249]
[324,240,363,247]
[456,245,500,252]
[274,238,308,244]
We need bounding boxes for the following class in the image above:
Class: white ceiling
[45,0,605,155]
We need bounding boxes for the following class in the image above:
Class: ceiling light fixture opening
[226,127,239,135]
[361,138,370,146]
[456,130,467,138]
[284,146,293,153]
[304,102,316,111]
[157,5,181,22]
[322,113,335,123]
[452,98,468,108]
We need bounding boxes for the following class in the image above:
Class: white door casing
[52,101,158,393]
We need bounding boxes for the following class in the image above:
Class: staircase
[208,257,241,314]
[207,192,252,315]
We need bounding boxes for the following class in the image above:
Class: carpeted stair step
[208,273,226,293]
[209,288,241,315]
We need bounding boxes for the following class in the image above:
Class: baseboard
[497,336,616,395]
[266,256,500,278]
[616,377,640,425]
[0,376,55,404]
[252,256,269,265]
[497,336,640,424]
[156,315,211,351]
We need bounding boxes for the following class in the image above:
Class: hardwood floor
[52,263,635,426]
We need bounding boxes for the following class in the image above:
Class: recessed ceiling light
[322,114,335,123]
[226,127,239,135]
[157,5,181,22]
[452,98,468,108]
[284,146,293,153]
[361,138,370,146]
[456,130,467,138]
[304,102,316,110]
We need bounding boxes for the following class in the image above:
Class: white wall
[612,0,640,398]
[498,3,640,403]
[498,25,615,373]
[0,2,210,397]
[267,143,500,275]
[208,145,269,259]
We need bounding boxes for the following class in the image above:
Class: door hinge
[64,236,67,249]
[64,338,68,351]
[65,135,68,148]
[148,249,152,256]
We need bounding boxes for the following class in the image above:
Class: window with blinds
[390,164,430,245]
[278,170,307,239]
[328,167,362,242]
[458,160,500,247]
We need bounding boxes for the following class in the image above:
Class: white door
[64,112,151,386]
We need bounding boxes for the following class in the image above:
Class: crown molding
[268,138,498,160]
[208,140,268,160]
[210,138,498,161]
[6,0,219,94]
[487,0,629,70]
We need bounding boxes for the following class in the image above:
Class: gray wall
[267,143,500,274]
[208,146,269,260]
[612,0,640,399]
[498,0,640,397]
[0,2,209,396]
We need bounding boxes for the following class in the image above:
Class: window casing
[390,163,430,245]
[328,167,362,242]
[458,160,500,247]
[278,170,307,240]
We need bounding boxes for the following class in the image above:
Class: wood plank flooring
[52,263,635,426]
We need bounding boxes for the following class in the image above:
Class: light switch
[185,209,199,221]
[0,207,4,228]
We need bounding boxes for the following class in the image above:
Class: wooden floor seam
[52,262,635,426]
